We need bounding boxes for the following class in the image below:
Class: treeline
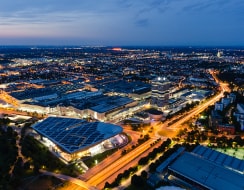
[104,138,172,189]
[128,143,197,190]
[0,117,79,190]
[218,71,244,86]
[21,136,77,177]
[0,126,18,189]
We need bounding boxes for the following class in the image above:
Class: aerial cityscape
[1,46,244,190]
[1,1,244,190]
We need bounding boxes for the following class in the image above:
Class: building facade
[151,77,171,108]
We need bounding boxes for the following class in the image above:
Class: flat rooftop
[169,152,244,190]
[145,108,163,115]
[90,96,134,113]
[32,117,122,154]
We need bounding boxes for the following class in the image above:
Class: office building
[151,77,171,108]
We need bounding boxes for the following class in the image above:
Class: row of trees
[209,135,244,148]
[104,138,172,189]
[130,143,197,190]
[218,71,244,87]
[166,101,200,121]
[122,134,152,156]
[174,127,243,148]
[175,129,208,143]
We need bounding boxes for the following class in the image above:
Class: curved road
[84,76,228,188]
[40,170,98,190]
[3,71,228,189]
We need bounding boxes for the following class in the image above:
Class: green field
[215,148,244,160]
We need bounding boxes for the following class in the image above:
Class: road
[40,170,98,190]
[95,137,168,189]
[83,73,228,188]
[86,138,156,188]
[87,92,223,188]
[2,71,228,189]
[0,107,45,119]
[169,91,224,130]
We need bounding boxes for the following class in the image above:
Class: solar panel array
[193,145,244,173]
[32,117,121,153]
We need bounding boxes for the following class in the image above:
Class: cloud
[132,0,174,28]
[0,0,244,45]
[182,0,244,15]
[182,0,217,12]
[134,18,149,27]
[135,0,171,17]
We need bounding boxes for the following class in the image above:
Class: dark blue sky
[0,0,244,46]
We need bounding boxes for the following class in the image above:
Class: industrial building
[31,117,126,162]
[86,95,137,121]
[166,145,244,190]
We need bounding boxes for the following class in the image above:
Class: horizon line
[0,45,244,48]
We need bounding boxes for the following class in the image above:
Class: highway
[84,92,224,188]
[83,73,228,188]
[80,128,141,181]
[95,137,168,189]
[86,138,156,187]
[1,71,229,189]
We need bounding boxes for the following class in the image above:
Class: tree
[141,170,148,179]
[234,136,243,146]
[149,162,157,172]
[104,182,111,189]
[131,175,144,187]
[23,161,30,170]
[124,169,130,178]
[33,163,40,174]
[121,149,127,155]
[138,157,149,166]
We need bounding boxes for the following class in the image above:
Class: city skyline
[1,0,244,46]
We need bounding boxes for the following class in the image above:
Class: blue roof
[32,117,122,153]
[156,147,185,173]
[11,87,56,100]
[90,96,134,113]
[169,152,244,190]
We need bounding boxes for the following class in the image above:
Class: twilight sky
[0,0,243,46]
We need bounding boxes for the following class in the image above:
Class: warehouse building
[167,145,244,190]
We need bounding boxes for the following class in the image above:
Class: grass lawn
[215,148,244,160]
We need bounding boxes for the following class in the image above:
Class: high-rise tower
[151,77,171,108]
